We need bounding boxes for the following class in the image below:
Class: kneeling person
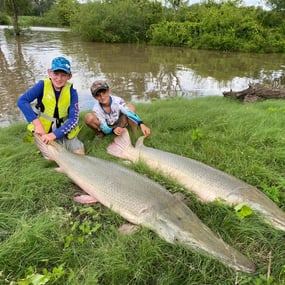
[17,56,85,154]
[84,80,151,138]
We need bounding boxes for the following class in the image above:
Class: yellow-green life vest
[27,78,80,139]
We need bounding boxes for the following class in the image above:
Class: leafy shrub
[148,21,203,47]
[71,0,163,43]
[0,12,11,25]
[147,1,285,53]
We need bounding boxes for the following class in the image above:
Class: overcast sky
[164,0,269,9]
[188,0,268,8]
[78,0,270,9]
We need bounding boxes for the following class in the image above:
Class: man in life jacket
[17,56,85,154]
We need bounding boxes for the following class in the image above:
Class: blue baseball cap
[50,57,71,74]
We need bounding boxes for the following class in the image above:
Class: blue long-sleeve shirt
[17,80,80,139]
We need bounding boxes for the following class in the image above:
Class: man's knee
[127,104,136,113]
[84,112,100,131]
[84,112,95,125]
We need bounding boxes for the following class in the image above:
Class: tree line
[1,0,285,53]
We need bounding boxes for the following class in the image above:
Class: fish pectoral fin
[173,192,188,204]
[118,223,140,235]
[73,194,98,204]
[55,167,64,173]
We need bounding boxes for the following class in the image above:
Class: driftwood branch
[223,83,285,103]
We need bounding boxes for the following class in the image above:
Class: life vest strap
[32,105,68,124]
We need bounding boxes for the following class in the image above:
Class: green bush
[71,0,163,43]
[146,1,285,53]
[0,12,11,25]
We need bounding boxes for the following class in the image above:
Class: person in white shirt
[84,80,151,138]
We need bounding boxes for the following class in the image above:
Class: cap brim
[93,87,108,95]
[51,68,71,74]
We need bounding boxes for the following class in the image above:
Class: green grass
[1,96,285,284]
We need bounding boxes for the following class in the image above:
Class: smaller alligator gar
[34,134,255,273]
[107,130,285,232]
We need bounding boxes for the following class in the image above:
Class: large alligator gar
[34,134,255,273]
[107,130,285,232]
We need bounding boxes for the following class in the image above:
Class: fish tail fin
[34,134,56,161]
[107,129,136,161]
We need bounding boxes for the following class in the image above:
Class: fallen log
[223,83,285,103]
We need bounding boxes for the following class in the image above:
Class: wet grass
[1,96,285,284]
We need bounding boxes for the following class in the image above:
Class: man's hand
[41,133,56,144]
[32,118,45,135]
[113,126,124,136]
[140,124,151,137]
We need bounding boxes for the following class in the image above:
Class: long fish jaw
[141,198,256,273]
[134,140,285,232]
[232,187,285,232]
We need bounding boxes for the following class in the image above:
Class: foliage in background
[1,0,76,32]
[70,0,163,43]
[0,11,11,25]
[1,0,285,52]
[18,0,80,27]
[44,0,80,27]
[2,0,31,34]
[0,0,56,16]
[68,0,285,52]
[30,0,56,17]
[1,97,285,284]
[148,1,285,52]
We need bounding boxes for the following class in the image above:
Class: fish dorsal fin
[135,136,145,148]
[107,129,133,159]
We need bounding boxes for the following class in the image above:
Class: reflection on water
[1,26,285,127]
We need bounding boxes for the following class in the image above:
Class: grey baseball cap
[90,80,110,97]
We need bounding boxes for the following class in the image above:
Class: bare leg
[84,112,105,137]
[84,112,100,131]
[127,104,138,133]
[115,114,128,128]
[74,147,85,155]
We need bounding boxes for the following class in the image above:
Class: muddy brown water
[1,26,285,127]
